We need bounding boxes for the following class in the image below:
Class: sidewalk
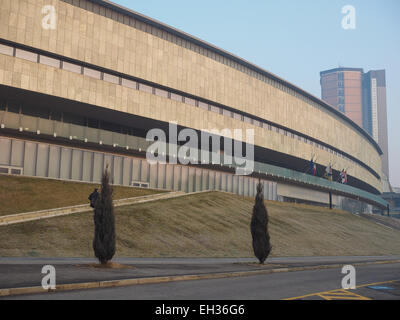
[1,256,400,292]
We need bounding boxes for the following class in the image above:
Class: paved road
[2,256,399,290]
[1,255,399,265]
[3,262,400,300]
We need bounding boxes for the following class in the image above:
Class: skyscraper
[320,68,390,190]
[320,68,364,127]
[362,70,389,180]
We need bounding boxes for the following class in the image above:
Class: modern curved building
[0,0,387,211]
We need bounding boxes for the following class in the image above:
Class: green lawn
[0,174,164,216]
[1,190,400,258]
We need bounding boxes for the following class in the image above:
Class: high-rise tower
[320,67,364,128]
[320,67,390,190]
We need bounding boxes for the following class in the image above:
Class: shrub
[250,181,271,264]
[93,165,116,264]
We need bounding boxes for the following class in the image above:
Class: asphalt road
[1,255,398,265]
[4,262,400,300]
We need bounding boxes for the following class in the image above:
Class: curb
[1,259,400,297]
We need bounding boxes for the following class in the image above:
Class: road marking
[317,289,371,300]
[284,279,399,300]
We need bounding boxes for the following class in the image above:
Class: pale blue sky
[114,0,400,187]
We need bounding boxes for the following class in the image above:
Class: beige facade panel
[0,1,381,162]
[0,54,382,192]
[277,183,338,206]
[0,0,383,192]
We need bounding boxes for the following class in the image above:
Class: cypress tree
[93,165,116,265]
[250,181,271,264]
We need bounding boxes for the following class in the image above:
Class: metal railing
[0,110,387,208]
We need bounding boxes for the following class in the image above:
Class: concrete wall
[0,135,379,213]
[0,0,383,192]
[0,136,278,200]
[277,182,339,206]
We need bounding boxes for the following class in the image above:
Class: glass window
[185,97,196,106]
[39,55,60,68]
[101,121,120,133]
[63,112,85,126]
[92,2,100,14]
[103,73,119,84]
[155,88,168,98]
[15,49,37,62]
[198,101,208,110]
[121,78,136,89]
[253,119,260,127]
[50,111,62,121]
[210,105,220,114]
[10,168,21,175]
[0,43,13,56]
[87,118,99,128]
[138,83,153,94]
[62,61,82,74]
[223,109,233,118]
[83,67,101,79]
[170,92,183,102]
[7,103,20,114]
[0,167,8,174]
[22,105,49,119]
[243,116,252,124]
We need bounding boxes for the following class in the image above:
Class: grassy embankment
[0,174,165,216]
[0,178,399,258]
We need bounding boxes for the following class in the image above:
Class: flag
[324,162,332,181]
[340,169,345,184]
